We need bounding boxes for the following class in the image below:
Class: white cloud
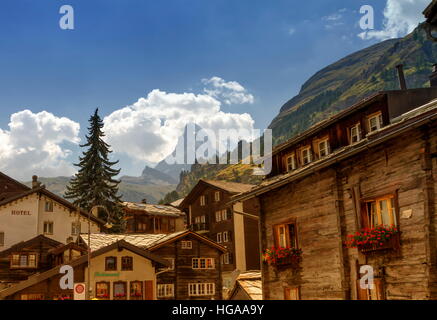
[103,88,255,163]
[0,110,80,180]
[323,13,343,21]
[358,0,428,41]
[202,76,255,105]
[288,27,296,36]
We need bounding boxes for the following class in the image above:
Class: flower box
[263,247,302,268]
[344,225,400,254]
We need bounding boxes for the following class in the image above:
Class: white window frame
[200,195,206,206]
[301,147,312,165]
[181,241,192,249]
[217,233,222,243]
[157,284,174,298]
[223,253,230,264]
[286,154,296,172]
[214,191,220,202]
[45,201,53,212]
[221,209,227,221]
[192,258,215,270]
[165,258,175,270]
[223,231,229,243]
[318,139,330,158]
[368,113,383,132]
[215,211,221,222]
[350,123,361,144]
[188,283,215,296]
[44,221,54,235]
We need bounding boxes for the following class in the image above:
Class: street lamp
[86,205,112,300]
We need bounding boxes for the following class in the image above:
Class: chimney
[31,175,41,189]
[141,198,147,204]
[429,64,437,87]
[396,64,407,90]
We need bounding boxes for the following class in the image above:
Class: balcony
[189,223,209,233]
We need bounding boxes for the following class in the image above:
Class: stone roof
[201,180,255,194]
[122,202,184,217]
[233,271,262,300]
[170,198,184,207]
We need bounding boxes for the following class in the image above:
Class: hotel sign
[11,210,31,216]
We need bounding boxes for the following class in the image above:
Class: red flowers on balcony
[344,225,400,253]
[263,247,302,267]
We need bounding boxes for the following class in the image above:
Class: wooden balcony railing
[189,223,209,232]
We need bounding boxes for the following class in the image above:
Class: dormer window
[301,147,312,165]
[350,123,361,144]
[286,154,296,172]
[11,253,37,269]
[318,139,330,158]
[367,112,383,132]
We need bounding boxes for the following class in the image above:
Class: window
[71,222,81,236]
[121,256,133,271]
[157,284,174,298]
[284,287,300,300]
[188,283,215,296]
[20,294,45,300]
[215,211,222,222]
[45,201,53,212]
[96,282,110,299]
[130,281,143,300]
[286,154,296,172]
[223,253,230,264]
[223,231,229,243]
[181,241,192,249]
[221,209,228,221]
[214,191,221,202]
[192,258,215,269]
[11,253,38,268]
[200,195,206,206]
[0,232,4,247]
[368,113,383,132]
[318,139,330,158]
[363,196,397,228]
[105,257,117,271]
[217,233,222,243]
[274,223,297,248]
[301,147,312,165]
[43,221,53,235]
[164,258,175,270]
[350,123,361,144]
[113,281,127,300]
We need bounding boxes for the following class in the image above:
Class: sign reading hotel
[11,210,31,216]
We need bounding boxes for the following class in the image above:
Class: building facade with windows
[80,230,227,300]
[233,86,437,300]
[178,180,260,293]
[0,240,169,300]
[0,174,104,250]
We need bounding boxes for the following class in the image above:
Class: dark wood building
[233,86,437,300]
[178,180,260,293]
[0,235,63,291]
[123,201,186,234]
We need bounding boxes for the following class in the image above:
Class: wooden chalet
[233,83,437,299]
[80,230,227,300]
[178,180,260,292]
[123,201,186,234]
[228,271,262,300]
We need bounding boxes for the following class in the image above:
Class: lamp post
[86,205,112,300]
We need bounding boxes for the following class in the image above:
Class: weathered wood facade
[234,87,437,300]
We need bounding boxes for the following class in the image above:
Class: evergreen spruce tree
[65,108,124,232]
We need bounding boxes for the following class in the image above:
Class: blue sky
[0,0,428,179]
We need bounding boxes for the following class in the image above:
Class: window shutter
[360,202,369,229]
